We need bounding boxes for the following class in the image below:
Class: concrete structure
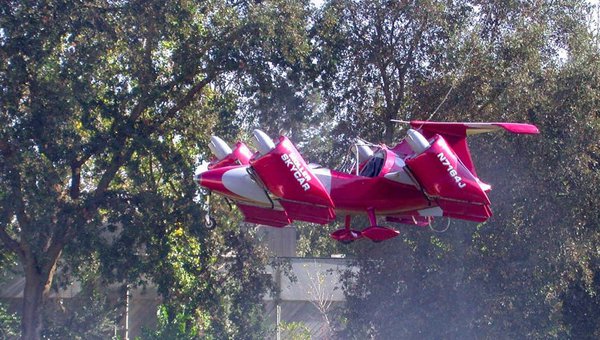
[257,225,298,257]
[265,257,354,339]
[1,226,352,339]
[0,273,160,339]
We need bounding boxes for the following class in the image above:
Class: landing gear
[361,208,400,242]
[361,226,399,242]
[428,217,451,233]
[204,214,217,230]
[330,215,363,243]
[202,189,218,230]
[330,211,400,243]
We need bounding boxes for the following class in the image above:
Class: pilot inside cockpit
[360,150,386,177]
[353,140,386,177]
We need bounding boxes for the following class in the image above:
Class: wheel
[204,215,217,230]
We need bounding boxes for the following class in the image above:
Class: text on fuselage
[437,152,466,189]
[281,153,312,191]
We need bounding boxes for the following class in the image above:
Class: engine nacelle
[209,136,233,160]
[406,129,430,155]
[208,136,254,170]
[253,129,276,154]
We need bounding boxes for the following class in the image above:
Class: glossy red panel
[405,135,490,205]
[237,204,291,227]
[251,137,334,208]
[209,142,254,169]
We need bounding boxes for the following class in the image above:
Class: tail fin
[409,121,539,176]
[402,122,539,222]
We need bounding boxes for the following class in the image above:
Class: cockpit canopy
[360,150,386,177]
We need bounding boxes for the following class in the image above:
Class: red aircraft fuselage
[195,121,539,242]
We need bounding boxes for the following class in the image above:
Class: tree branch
[397,20,426,79]
[69,164,81,200]
[0,225,25,259]
[1,140,32,232]
[0,139,33,262]
[90,146,136,208]
[43,229,67,275]
[165,72,218,120]
[79,66,219,221]
[0,138,12,157]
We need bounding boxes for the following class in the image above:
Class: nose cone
[194,168,230,194]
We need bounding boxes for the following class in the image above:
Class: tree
[0,1,312,338]
[314,0,475,145]
[233,0,320,140]
[311,0,600,338]
[0,252,19,338]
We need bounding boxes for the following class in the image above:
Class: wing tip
[409,121,540,135]
[493,123,540,135]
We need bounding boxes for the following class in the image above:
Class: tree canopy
[315,0,600,338]
[0,0,308,338]
[1,0,599,339]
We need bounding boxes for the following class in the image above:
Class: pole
[125,284,130,340]
[276,304,281,340]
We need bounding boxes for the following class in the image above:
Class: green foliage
[0,242,19,338]
[312,0,600,339]
[0,302,19,339]
[278,321,311,340]
[0,0,307,338]
[140,305,198,340]
[314,0,476,144]
[1,0,598,338]
[40,283,120,340]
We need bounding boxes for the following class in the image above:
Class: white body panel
[209,136,232,160]
[253,129,276,154]
[406,129,430,155]
[222,166,271,205]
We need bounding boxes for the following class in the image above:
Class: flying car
[194,121,539,243]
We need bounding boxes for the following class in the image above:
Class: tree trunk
[383,108,397,145]
[21,254,59,340]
